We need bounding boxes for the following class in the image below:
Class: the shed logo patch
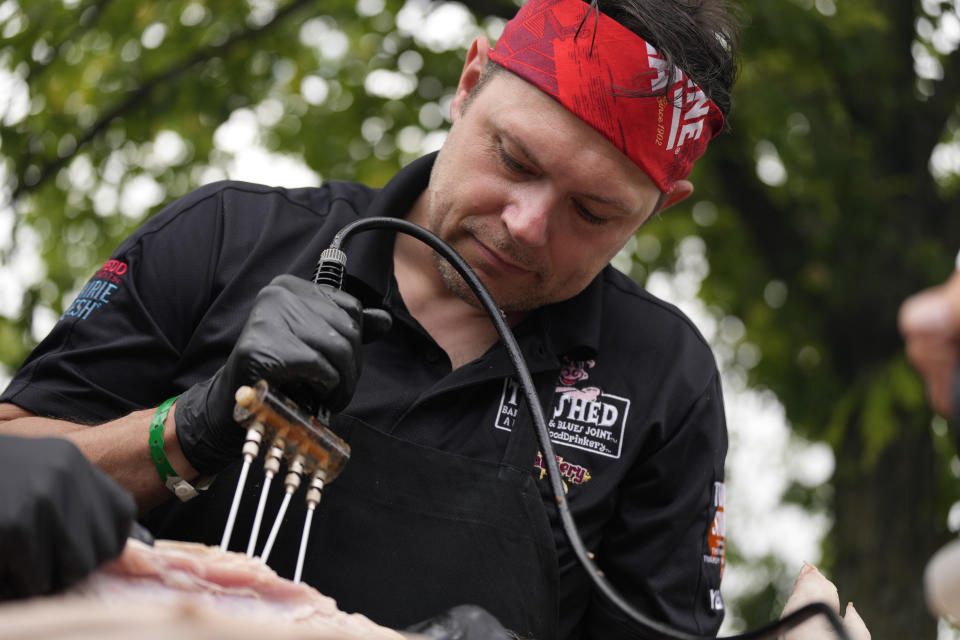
[495,357,630,459]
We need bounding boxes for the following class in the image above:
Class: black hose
[321,216,851,640]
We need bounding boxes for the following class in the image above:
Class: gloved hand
[175,274,391,475]
[0,435,136,599]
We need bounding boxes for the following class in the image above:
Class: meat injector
[219,378,350,583]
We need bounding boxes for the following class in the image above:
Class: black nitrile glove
[406,604,514,640]
[175,274,391,475]
[0,435,136,599]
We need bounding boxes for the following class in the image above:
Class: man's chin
[435,257,540,315]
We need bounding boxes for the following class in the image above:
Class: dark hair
[474,0,740,124]
[593,0,741,121]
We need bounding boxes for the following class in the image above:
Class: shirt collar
[341,152,436,303]
[523,272,604,359]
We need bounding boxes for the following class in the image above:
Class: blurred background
[0,0,958,637]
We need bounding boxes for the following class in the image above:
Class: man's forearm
[0,402,199,511]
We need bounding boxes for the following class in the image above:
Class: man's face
[420,43,678,314]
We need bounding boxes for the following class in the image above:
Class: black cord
[320,216,851,640]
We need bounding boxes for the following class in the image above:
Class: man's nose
[502,185,556,247]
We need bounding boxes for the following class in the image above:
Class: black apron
[262,414,560,638]
[148,411,562,638]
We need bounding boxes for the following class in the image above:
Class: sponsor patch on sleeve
[704,481,725,611]
[62,259,128,321]
[704,481,726,576]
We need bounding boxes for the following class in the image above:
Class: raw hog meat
[0,539,408,640]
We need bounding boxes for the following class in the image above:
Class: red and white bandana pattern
[489,0,724,192]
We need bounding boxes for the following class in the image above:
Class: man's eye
[499,148,528,173]
[574,200,607,226]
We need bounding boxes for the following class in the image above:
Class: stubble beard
[431,252,545,315]
[431,239,552,315]
[432,252,483,309]
[426,219,548,314]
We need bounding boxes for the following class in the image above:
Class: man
[0,0,740,637]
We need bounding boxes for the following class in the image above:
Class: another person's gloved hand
[0,435,136,599]
[175,274,391,475]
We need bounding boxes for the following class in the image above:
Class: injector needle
[220,422,265,552]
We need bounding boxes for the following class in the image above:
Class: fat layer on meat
[0,539,407,640]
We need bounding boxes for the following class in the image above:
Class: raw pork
[0,539,408,640]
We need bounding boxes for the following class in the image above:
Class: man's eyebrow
[500,128,542,169]
[499,129,637,216]
[579,191,634,216]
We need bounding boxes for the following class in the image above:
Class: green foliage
[635,0,958,444]
[722,562,792,633]
[617,1,960,632]
[0,0,508,366]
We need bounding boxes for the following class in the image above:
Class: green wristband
[149,395,199,501]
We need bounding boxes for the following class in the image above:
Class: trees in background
[1,1,958,637]
[691,2,960,636]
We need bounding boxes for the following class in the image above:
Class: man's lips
[472,238,531,275]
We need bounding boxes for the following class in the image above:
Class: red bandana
[488,0,724,192]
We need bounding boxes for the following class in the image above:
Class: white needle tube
[260,453,306,564]
[293,471,325,584]
[246,472,273,557]
[219,424,264,552]
[247,438,285,557]
[220,457,251,552]
[294,505,315,584]
[260,488,292,563]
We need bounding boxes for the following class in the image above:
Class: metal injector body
[219,379,350,580]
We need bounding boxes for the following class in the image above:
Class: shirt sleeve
[582,371,727,638]
[0,184,229,423]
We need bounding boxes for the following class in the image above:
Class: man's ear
[450,36,491,123]
[655,180,694,214]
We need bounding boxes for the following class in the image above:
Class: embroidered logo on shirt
[62,259,128,321]
[495,356,631,459]
[533,451,592,488]
[709,589,724,612]
[703,482,725,612]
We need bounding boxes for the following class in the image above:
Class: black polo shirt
[1,153,727,638]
